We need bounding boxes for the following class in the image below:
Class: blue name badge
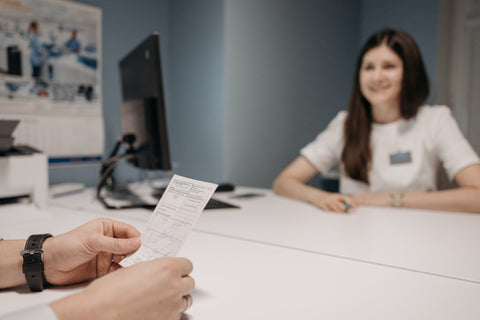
[390,151,412,165]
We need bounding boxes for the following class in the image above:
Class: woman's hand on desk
[50,257,195,320]
[272,156,357,213]
[312,193,357,213]
[43,218,141,286]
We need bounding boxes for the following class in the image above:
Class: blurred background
[43,0,478,189]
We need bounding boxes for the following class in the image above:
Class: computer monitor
[118,33,171,171]
[97,33,238,211]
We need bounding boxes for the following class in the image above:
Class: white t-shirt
[300,105,480,194]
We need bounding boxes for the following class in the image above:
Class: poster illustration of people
[0,0,103,163]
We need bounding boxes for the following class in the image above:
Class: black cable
[96,153,135,209]
[99,134,136,192]
[96,133,155,210]
[99,137,123,191]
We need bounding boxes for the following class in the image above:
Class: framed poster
[0,0,103,164]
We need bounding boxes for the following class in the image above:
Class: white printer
[0,120,48,208]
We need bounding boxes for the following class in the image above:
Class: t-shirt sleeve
[300,111,346,175]
[430,106,480,181]
[1,304,58,320]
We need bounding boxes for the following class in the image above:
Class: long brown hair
[341,29,429,184]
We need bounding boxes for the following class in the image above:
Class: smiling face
[359,43,404,116]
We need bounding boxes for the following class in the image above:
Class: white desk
[197,188,480,283]
[1,189,480,319]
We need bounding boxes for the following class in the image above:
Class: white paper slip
[120,175,217,267]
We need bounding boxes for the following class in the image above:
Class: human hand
[43,218,141,286]
[312,193,357,213]
[50,257,195,320]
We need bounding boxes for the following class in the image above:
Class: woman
[273,29,480,213]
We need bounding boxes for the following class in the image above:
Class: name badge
[389,151,412,165]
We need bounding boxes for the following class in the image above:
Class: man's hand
[43,218,141,285]
[50,257,195,320]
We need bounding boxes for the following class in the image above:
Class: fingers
[182,294,193,313]
[78,256,196,319]
[317,195,357,213]
[112,253,127,264]
[146,258,195,315]
[181,275,195,295]
[140,257,194,285]
[173,257,194,276]
[342,198,357,212]
[76,218,142,255]
[94,235,141,255]
[318,198,343,212]
[100,219,141,254]
[178,278,194,315]
[157,258,195,295]
[107,261,122,273]
[107,219,142,239]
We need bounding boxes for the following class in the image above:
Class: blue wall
[50,0,441,189]
[51,0,225,186]
[224,0,361,187]
[169,0,225,183]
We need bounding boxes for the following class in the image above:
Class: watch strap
[21,233,52,292]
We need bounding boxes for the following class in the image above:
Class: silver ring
[183,294,192,312]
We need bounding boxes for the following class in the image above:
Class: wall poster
[0,0,103,164]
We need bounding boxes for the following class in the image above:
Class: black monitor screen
[119,33,171,171]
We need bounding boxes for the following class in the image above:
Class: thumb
[95,236,141,255]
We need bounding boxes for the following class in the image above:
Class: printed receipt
[120,175,217,267]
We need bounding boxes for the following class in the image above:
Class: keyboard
[152,188,239,210]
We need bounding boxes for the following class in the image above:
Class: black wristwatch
[20,234,53,292]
